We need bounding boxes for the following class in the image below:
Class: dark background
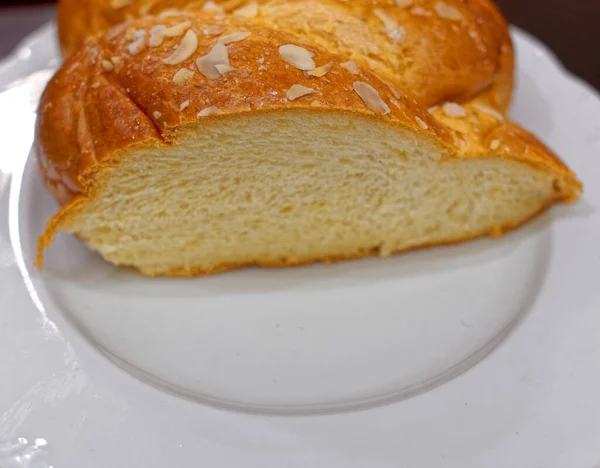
[0,0,598,90]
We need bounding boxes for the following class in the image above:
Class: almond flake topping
[196,42,229,78]
[180,100,190,111]
[173,68,194,84]
[111,56,124,71]
[473,103,504,120]
[203,1,225,15]
[490,139,501,150]
[127,37,147,56]
[410,6,430,16]
[215,64,236,74]
[110,0,132,9]
[415,117,428,129]
[164,20,192,37]
[340,60,360,74]
[278,44,315,71]
[286,84,316,100]
[153,111,162,119]
[395,0,414,6]
[234,2,259,18]
[198,106,220,116]
[158,9,185,17]
[163,30,198,65]
[102,60,114,71]
[218,32,252,44]
[203,25,225,36]
[434,2,463,20]
[306,63,332,77]
[353,82,390,115]
[374,9,398,29]
[149,25,167,47]
[442,102,466,118]
[387,26,406,43]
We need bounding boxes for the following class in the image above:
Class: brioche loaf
[37,1,581,276]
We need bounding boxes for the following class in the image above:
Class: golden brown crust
[58,0,514,110]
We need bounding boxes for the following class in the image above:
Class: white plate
[1,23,600,468]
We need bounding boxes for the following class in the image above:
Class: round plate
[1,23,600,468]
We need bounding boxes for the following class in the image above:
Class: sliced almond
[383,80,401,99]
[218,32,251,44]
[202,1,225,15]
[203,25,225,36]
[158,9,184,17]
[180,100,190,111]
[164,20,192,37]
[410,6,430,16]
[198,106,220,117]
[196,42,229,78]
[234,2,259,18]
[149,25,167,47]
[490,139,501,150]
[102,60,114,71]
[173,68,195,84]
[215,64,236,74]
[110,0,132,9]
[386,26,406,44]
[434,2,463,20]
[442,102,466,118]
[374,8,398,30]
[340,60,360,74]
[163,30,198,65]
[278,44,315,71]
[127,37,147,56]
[353,82,390,115]
[133,29,148,39]
[306,63,332,77]
[415,116,428,129]
[286,84,316,101]
[110,56,124,72]
[473,103,504,120]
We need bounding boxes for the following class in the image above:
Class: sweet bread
[37,1,581,276]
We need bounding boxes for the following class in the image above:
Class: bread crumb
[102,60,114,71]
[490,139,501,150]
[179,100,190,111]
[153,111,162,119]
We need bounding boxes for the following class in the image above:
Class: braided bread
[37,0,581,276]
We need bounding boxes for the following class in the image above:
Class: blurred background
[0,0,598,90]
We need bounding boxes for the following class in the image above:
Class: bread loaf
[37,1,581,276]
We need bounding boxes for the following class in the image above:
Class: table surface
[0,1,598,91]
